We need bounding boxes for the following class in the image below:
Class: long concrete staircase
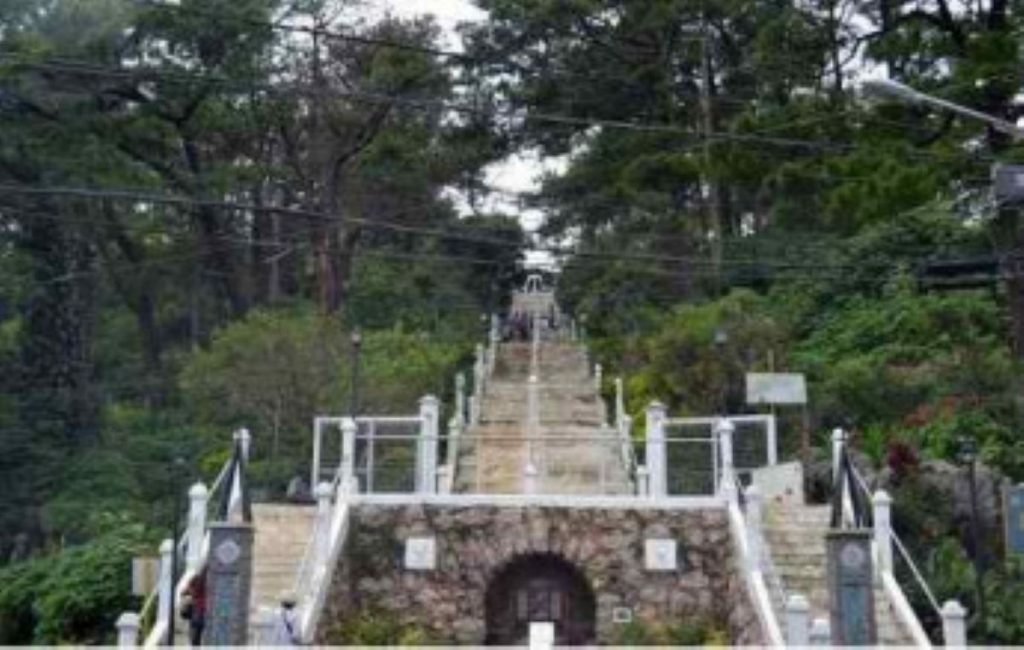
[454,339,631,494]
[762,501,916,646]
[248,504,316,628]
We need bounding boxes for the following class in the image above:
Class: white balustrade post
[766,414,778,466]
[469,394,480,427]
[455,373,466,425]
[314,481,333,562]
[873,490,894,574]
[340,417,357,484]
[528,375,540,428]
[645,401,667,497]
[941,600,967,647]
[785,593,810,646]
[436,466,451,495]
[531,320,540,373]
[594,363,603,393]
[614,377,624,428]
[570,318,578,342]
[418,395,440,494]
[234,427,252,460]
[185,482,209,573]
[474,343,486,392]
[744,485,763,570]
[636,466,650,497]
[156,538,173,640]
[809,617,831,645]
[116,612,139,648]
[831,428,846,483]
[446,415,462,469]
[252,606,277,647]
[715,417,735,494]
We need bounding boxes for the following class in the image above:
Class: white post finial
[744,485,763,571]
[873,490,894,574]
[809,617,831,646]
[941,600,967,647]
[831,427,846,482]
[340,417,357,484]
[645,401,667,497]
[418,395,440,494]
[785,594,810,646]
[185,482,209,573]
[116,612,140,648]
[156,539,174,640]
[234,427,252,460]
[715,417,735,492]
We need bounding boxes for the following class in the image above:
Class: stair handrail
[834,433,940,646]
[136,436,239,647]
[724,473,785,646]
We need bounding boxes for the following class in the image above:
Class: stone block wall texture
[318,504,765,644]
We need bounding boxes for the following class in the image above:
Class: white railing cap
[188,482,208,499]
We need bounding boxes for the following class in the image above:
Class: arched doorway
[485,553,597,645]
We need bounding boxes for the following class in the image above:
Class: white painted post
[252,606,277,647]
[185,482,208,573]
[619,414,633,471]
[941,600,967,647]
[469,394,480,427]
[474,343,485,393]
[446,415,462,469]
[645,402,667,497]
[314,481,332,561]
[234,427,252,460]
[809,617,831,646]
[340,417,357,485]
[455,373,466,425]
[785,593,810,646]
[116,612,139,648]
[156,538,173,642]
[715,417,735,494]
[744,485,763,570]
[614,376,624,428]
[436,466,451,495]
[873,490,894,574]
[594,363,603,393]
[531,319,540,374]
[766,414,778,466]
[570,318,578,342]
[636,466,650,497]
[311,417,323,496]
[831,428,846,483]
[418,395,440,494]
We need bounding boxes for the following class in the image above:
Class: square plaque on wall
[644,538,677,571]
[404,536,436,570]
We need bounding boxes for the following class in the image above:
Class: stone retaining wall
[318,504,765,644]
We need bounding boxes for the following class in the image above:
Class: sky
[366,0,565,251]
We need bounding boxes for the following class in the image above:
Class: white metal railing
[129,429,246,648]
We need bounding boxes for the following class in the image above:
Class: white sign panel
[644,539,677,571]
[746,372,807,405]
[404,536,436,570]
[529,622,555,650]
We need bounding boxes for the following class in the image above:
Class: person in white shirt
[271,592,300,646]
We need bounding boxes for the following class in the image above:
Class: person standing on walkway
[183,568,207,646]
[272,592,301,646]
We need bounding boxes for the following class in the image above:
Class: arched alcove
[484,552,597,645]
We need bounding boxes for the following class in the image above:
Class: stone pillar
[645,402,667,497]
[941,600,967,647]
[418,395,440,494]
[809,618,831,646]
[340,417,357,485]
[156,538,173,641]
[826,530,877,645]
[715,417,735,492]
[186,482,209,573]
[116,612,139,648]
[744,485,763,571]
[873,490,894,574]
[204,522,255,646]
[785,593,810,646]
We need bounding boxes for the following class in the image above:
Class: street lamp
[349,329,362,418]
[861,77,1024,140]
[956,434,987,626]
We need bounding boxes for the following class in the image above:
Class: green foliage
[326,608,438,645]
[610,618,728,646]
[0,519,146,644]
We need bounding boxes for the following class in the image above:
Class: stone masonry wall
[318,504,765,644]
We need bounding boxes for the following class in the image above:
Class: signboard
[1005,485,1024,555]
[746,372,807,405]
[994,164,1024,204]
[131,557,159,596]
[529,622,555,650]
